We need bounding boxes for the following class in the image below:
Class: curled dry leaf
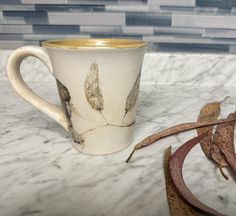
[210,144,229,180]
[84,62,104,111]
[169,135,225,216]
[124,72,141,118]
[220,147,236,175]
[197,101,221,159]
[211,112,236,167]
[211,144,228,167]
[126,117,236,163]
[164,147,198,216]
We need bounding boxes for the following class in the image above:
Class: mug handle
[7,46,69,131]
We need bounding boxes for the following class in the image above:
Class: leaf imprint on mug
[84,62,104,111]
[57,79,86,145]
[56,79,72,122]
[124,72,141,119]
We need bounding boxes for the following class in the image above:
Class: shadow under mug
[7,38,148,155]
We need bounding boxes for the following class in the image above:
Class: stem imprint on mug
[56,79,85,146]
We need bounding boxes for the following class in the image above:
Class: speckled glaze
[7,39,147,155]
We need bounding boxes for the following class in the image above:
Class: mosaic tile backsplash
[1,0,236,53]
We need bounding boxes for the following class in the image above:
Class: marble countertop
[1,80,236,216]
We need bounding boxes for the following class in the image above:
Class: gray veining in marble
[1,81,236,216]
[1,50,236,87]
[1,51,236,216]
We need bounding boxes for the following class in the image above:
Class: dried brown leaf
[211,112,236,167]
[164,147,198,216]
[197,102,221,159]
[211,144,228,167]
[220,147,236,175]
[169,135,225,216]
[84,62,104,111]
[126,117,236,163]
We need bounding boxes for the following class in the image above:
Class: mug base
[71,139,133,156]
[70,124,134,155]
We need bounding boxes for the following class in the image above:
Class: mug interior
[42,38,148,49]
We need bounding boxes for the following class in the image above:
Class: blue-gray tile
[105,5,148,12]
[48,12,125,25]
[122,26,153,35]
[158,6,231,14]
[229,45,236,53]
[0,25,33,33]
[23,34,89,41]
[196,0,236,9]
[0,34,23,40]
[126,12,171,26]
[68,0,117,5]
[35,4,105,12]
[0,0,22,4]
[3,11,48,24]
[22,0,68,4]
[80,26,121,34]
[154,26,202,36]
[148,0,195,7]
[203,29,236,38]
[146,42,159,52]
[212,37,236,45]
[118,0,147,3]
[0,40,39,49]
[144,35,236,45]
[33,25,79,34]
[0,5,35,11]
[1,0,236,53]
[1,13,25,24]
[156,43,229,53]
[157,6,194,12]
[194,7,231,14]
[91,34,142,39]
[230,7,236,14]
[143,35,211,44]
[172,14,236,29]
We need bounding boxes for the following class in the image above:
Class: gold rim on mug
[42,38,148,49]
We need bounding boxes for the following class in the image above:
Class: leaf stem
[126,148,136,163]
[218,164,229,180]
[219,96,230,104]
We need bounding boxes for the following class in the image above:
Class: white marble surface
[1,49,236,86]
[2,49,236,215]
[1,79,236,216]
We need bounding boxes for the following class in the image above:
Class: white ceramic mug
[7,38,147,155]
